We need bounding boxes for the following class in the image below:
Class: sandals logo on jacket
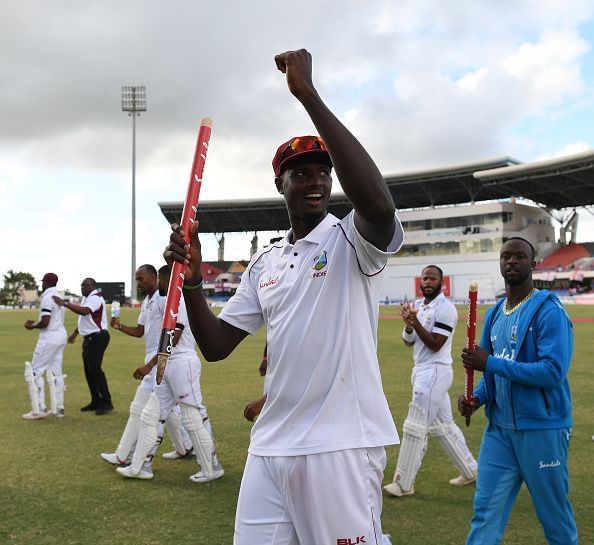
[312,251,328,278]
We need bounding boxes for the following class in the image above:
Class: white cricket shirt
[169,296,198,360]
[219,211,404,456]
[409,292,458,366]
[78,289,108,336]
[137,290,162,361]
[39,286,66,342]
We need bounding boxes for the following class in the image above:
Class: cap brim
[276,149,332,176]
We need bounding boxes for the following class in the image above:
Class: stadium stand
[536,243,590,271]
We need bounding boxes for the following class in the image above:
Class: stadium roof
[159,151,594,234]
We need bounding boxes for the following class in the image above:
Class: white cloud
[536,140,592,161]
[2,1,594,291]
[60,192,83,212]
[456,68,488,93]
[503,30,589,111]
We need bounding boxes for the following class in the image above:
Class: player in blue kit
[459,237,578,545]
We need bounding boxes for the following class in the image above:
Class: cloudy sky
[1,0,594,295]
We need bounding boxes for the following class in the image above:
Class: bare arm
[24,315,50,330]
[111,319,144,338]
[53,296,92,316]
[410,315,448,352]
[274,49,395,250]
[164,222,248,361]
[68,328,79,344]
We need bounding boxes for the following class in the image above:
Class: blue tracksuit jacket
[473,289,573,430]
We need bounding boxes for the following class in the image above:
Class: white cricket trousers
[31,339,66,407]
[411,363,455,426]
[234,447,387,545]
[155,354,205,415]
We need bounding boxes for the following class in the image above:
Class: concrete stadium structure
[159,149,594,301]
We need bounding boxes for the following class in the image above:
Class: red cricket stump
[156,118,212,385]
[465,282,478,427]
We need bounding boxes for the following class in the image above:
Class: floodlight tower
[121,85,146,302]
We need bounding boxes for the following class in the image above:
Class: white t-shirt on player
[169,296,198,360]
[137,290,163,362]
[219,211,404,456]
[408,292,458,366]
[38,286,66,343]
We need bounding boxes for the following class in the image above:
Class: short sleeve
[84,294,103,313]
[138,303,147,326]
[433,302,457,337]
[39,293,55,316]
[345,211,404,276]
[218,268,264,335]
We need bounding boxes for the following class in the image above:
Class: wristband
[402,327,415,343]
[183,278,203,290]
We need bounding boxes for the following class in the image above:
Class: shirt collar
[285,213,339,246]
[421,291,444,308]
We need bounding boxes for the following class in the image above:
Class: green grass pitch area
[1,305,592,544]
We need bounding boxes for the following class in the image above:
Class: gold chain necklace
[503,288,536,316]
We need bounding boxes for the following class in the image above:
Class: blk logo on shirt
[337,537,366,545]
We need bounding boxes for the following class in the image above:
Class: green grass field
[1,305,592,544]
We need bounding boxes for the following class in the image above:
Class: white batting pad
[392,401,428,492]
[46,371,58,414]
[130,392,160,475]
[180,403,214,479]
[116,386,151,462]
[429,419,476,480]
[165,408,187,455]
[24,361,40,414]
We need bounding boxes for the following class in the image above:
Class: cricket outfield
[1,305,592,544]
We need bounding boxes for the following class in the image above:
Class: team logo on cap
[312,251,328,271]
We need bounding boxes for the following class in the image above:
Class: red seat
[536,244,590,271]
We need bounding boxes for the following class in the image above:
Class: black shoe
[80,403,99,412]
[95,403,114,416]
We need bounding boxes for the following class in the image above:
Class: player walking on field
[22,272,67,419]
[116,265,222,482]
[384,265,477,497]
[100,264,192,467]
[459,237,578,545]
[54,278,113,415]
[165,49,403,544]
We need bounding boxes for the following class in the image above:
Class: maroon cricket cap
[42,273,58,285]
[272,135,331,177]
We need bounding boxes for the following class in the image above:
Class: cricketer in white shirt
[384,278,477,497]
[23,285,67,418]
[220,210,403,456]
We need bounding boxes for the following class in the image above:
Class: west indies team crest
[312,251,328,271]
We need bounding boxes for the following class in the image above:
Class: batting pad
[165,409,187,455]
[116,386,151,462]
[24,361,40,413]
[180,403,214,478]
[429,419,476,479]
[45,369,58,414]
[130,392,160,475]
[393,401,428,491]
